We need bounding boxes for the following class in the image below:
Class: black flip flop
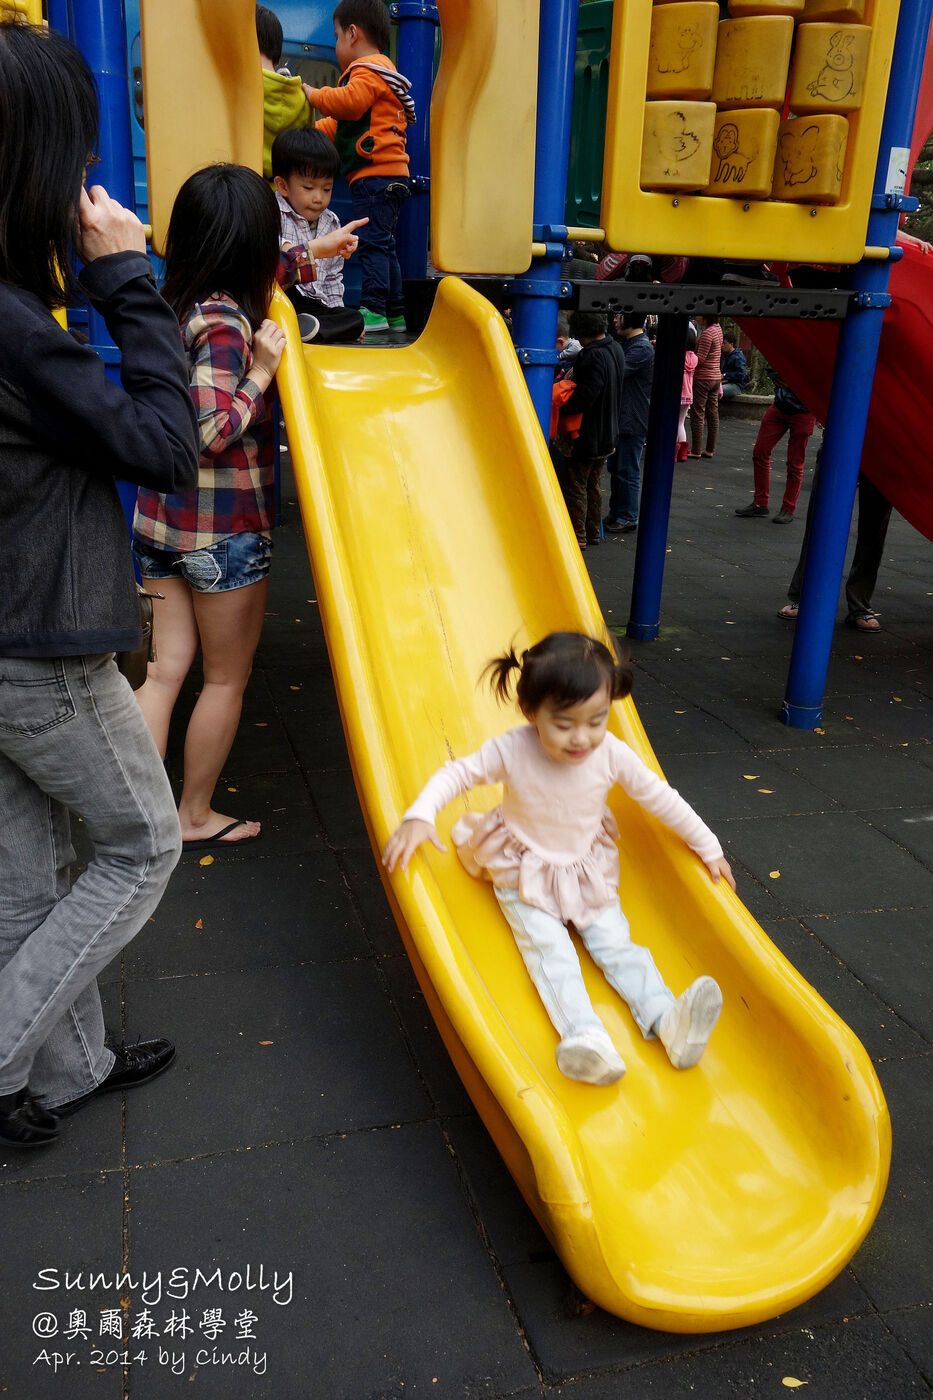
[182,820,260,850]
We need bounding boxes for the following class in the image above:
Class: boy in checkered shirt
[273,128,365,344]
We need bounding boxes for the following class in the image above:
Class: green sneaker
[360,307,389,332]
[387,314,407,331]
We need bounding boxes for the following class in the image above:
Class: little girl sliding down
[383,632,735,1086]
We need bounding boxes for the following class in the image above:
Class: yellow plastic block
[640,101,716,191]
[772,114,849,202]
[139,0,263,254]
[803,0,866,20]
[647,3,720,101]
[430,0,538,273]
[712,17,795,109]
[706,108,780,199]
[727,0,804,14]
[789,22,871,115]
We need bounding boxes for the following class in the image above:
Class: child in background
[384,632,733,1086]
[677,325,698,462]
[273,128,366,344]
[257,4,311,181]
[303,0,415,334]
[133,165,288,849]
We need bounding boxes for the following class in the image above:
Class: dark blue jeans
[607,433,645,524]
[350,175,410,318]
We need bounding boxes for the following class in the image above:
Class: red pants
[752,404,817,513]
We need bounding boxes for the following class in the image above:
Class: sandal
[701,450,715,458]
[183,820,261,849]
[845,613,881,632]
[777,604,799,620]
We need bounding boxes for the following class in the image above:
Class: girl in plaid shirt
[133,166,288,849]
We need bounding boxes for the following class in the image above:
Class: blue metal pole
[390,0,438,280]
[627,315,688,640]
[782,0,933,728]
[70,0,139,526]
[46,0,72,39]
[510,0,580,437]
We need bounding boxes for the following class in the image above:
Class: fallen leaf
[674,709,686,714]
[259,1040,274,1046]
[290,685,301,691]
[758,788,773,794]
[892,696,902,703]
[769,870,781,879]
[782,1381,808,1390]
[228,785,238,792]
[255,722,268,727]
[814,726,825,734]
[195,918,203,929]
[199,855,214,867]
[743,774,759,780]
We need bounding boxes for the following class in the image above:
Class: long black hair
[484,632,633,715]
[0,20,99,308]
[161,165,281,329]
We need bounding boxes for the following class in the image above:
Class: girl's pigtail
[482,646,523,705]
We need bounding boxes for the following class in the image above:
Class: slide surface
[273,277,889,1333]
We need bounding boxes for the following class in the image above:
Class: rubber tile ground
[1,418,929,1400]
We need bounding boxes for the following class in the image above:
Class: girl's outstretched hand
[705,856,736,892]
[310,217,368,261]
[250,319,287,381]
[382,818,447,873]
[75,186,147,263]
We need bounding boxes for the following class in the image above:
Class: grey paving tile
[633,700,754,757]
[0,1172,124,1399]
[660,749,840,825]
[336,848,404,959]
[820,908,933,1041]
[764,744,933,810]
[501,1256,868,1381]
[865,807,933,870]
[545,1315,929,1399]
[380,954,475,1119]
[126,1128,536,1400]
[847,1054,933,1313]
[125,849,369,979]
[885,1304,933,1384]
[123,961,431,1163]
[301,765,372,849]
[759,917,929,1063]
[714,811,933,914]
[442,1114,552,1270]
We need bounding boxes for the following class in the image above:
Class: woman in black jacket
[0,21,199,1145]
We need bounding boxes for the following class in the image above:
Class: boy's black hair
[272,128,340,182]
[256,5,284,66]
[332,0,391,52]
[568,309,607,341]
[722,331,737,347]
[619,311,647,332]
[162,164,280,331]
[485,632,633,715]
[0,20,99,308]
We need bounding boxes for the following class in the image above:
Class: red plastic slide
[741,37,933,544]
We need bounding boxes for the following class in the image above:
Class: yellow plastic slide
[272,277,890,1334]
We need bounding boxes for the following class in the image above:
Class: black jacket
[564,335,627,459]
[0,252,198,658]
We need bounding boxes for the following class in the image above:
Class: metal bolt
[743,203,750,212]
[672,198,680,207]
[810,209,818,217]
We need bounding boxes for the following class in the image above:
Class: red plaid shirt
[133,293,276,552]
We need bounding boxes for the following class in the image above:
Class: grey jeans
[0,653,181,1107]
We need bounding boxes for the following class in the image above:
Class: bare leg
[175,578,270,843]
[134,577,200,758]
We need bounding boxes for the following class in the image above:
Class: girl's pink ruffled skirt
[450,806,622,929]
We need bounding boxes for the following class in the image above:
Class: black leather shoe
[734,502,769,517]
[55,1038,176,1117]
[0,1088,59,1147]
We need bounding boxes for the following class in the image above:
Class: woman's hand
[309,217,368,262]
[382,819,447,873]
[705,856,736,892]
[74,185,147,263]
[250,319,287,384]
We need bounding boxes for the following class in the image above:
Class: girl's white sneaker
[657,976,723,1069]
[556,1029,626,1085]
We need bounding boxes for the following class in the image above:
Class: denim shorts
[134,532,272,593]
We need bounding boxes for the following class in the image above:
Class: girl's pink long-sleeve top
[403,725,723,928]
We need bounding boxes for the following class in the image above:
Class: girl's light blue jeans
[494,886,674,1041]
[0,653,181,1108]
